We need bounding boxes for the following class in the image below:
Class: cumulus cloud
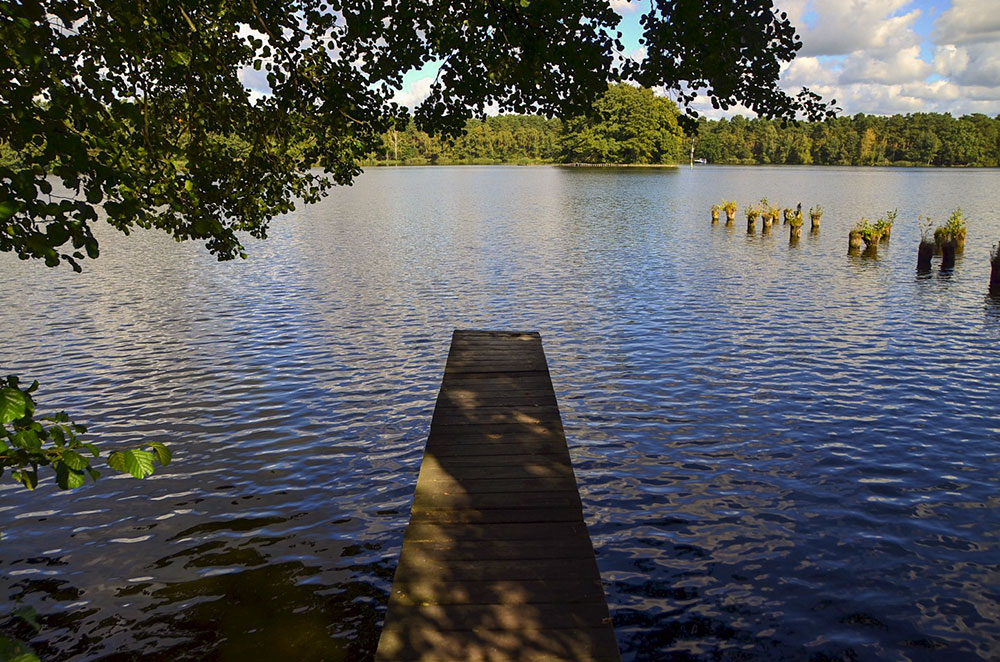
[934,0,1000,45]
[763,0,1000,116]
[934,42,1000,87]
[794,0,920,57]
[392,75,436,109]
[780,56,839,87]
[838,44,931,85]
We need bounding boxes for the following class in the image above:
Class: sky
[394,0,1000,118]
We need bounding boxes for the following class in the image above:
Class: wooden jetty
[376,330,621,662]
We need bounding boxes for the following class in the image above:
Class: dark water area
[2,165,999,661]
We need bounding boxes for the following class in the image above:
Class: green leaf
[0,200,18,222]
[148,442,172,466]
[12,469,38,490]
[62,449,89,470]
[13,428,41,451]
[55,461,86,489]
[0,387,30,423]
[107,450,125,473]
[84,443,100,457]
[122,449,155,478]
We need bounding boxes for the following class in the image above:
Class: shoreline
[358,161,999,170]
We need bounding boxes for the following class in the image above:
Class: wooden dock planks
[376,330,621,662]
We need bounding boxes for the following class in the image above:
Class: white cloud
[794,0,920,56]
[609,0,641,14]
[839,44,931,85]
[933,42,1000,87]
[781,56,839,87]
[627,45,647,63]
[392,75,435,109]
[761,1,1000,116]
[934,0,1000,45]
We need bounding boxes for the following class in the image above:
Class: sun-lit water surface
[2,165,999,661]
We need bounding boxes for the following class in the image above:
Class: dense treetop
[1,0,832,272]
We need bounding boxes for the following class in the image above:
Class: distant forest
[365,89,1000,168]
[693,113,1000,167]
[365,83,685,167]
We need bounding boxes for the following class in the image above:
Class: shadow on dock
[375,331,621,662]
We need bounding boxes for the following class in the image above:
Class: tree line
[693,113,1000,167]
[363,99,1000,168]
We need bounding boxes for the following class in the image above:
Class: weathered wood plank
[396,539,597,562]
[408,507,584,525]
[403,521,592,543]
[425,444,567,458]
[417,461,574,482]
[377,330,620,662]
[417,453,573,468]
[387,578,610,607]
[393,558,602,582]
[376,626,621,662]
[381,603,614,632]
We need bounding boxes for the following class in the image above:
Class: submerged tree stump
[941,238,957,269]
[848,230,862,255]
[917,239,935,272]
[991,243,1000,292]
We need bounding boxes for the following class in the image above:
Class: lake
[2,165,999,661]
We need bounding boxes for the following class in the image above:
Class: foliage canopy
[561,83,683,164]
[2,0,833,270]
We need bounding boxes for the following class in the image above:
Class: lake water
[2,165,1000,661]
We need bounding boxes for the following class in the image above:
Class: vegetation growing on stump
[855,219,881,256]
[934,211,967,269]
[722,200,738,225]
[711,205,721,223]
[758,198,773,232]
[788,209,803,242]
[875,210,897,242]
[945,209,968,252]
[809,205,823,231]
[745,204,760,233]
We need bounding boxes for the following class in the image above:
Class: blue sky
[396,0,1000,117]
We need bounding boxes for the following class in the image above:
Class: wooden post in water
[376,330,621,662]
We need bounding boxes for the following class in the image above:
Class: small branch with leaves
[1,375,171,493]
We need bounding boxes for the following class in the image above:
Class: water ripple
[2,165,999,660]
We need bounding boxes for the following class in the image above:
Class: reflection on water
[2,165,1000,660]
